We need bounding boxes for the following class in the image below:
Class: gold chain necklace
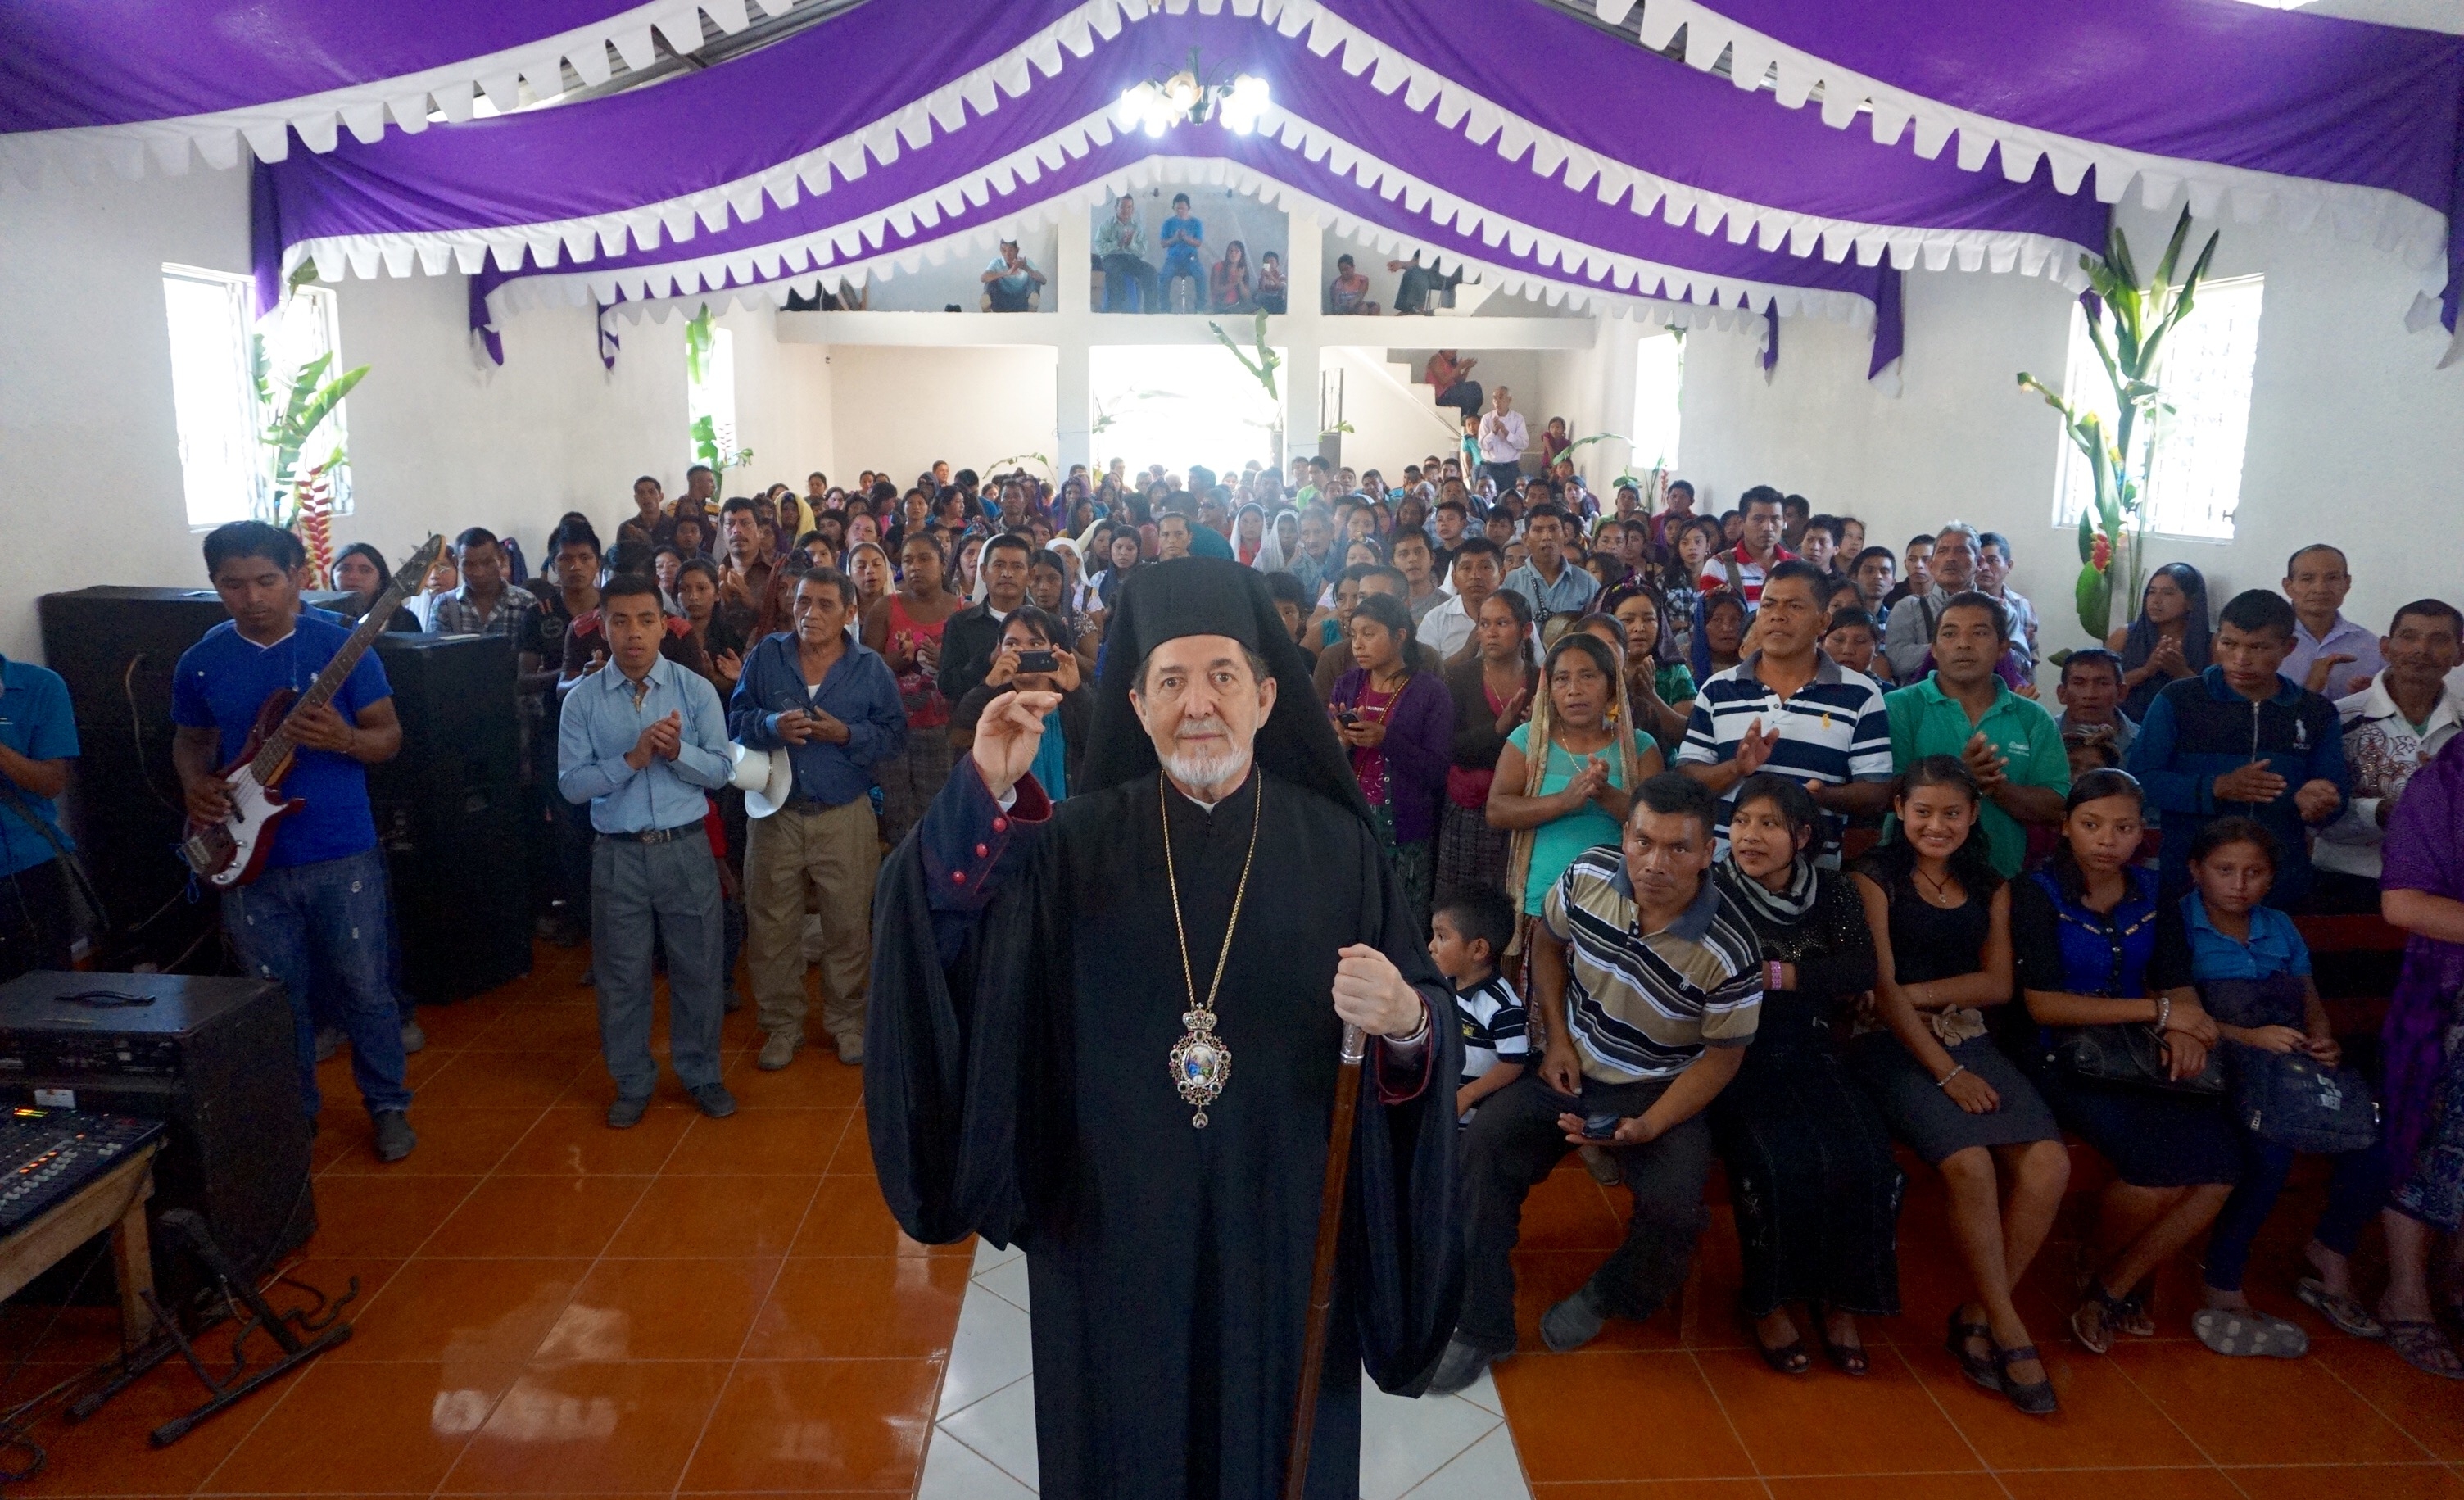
[1160,772,1262,1129]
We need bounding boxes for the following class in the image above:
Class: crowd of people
[11,427,2464,1422]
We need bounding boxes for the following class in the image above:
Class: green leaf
[2077,505,2097,564]
[2075,559,2113,640]
[2151,206,2195,289]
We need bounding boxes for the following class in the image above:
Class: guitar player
[171,521,419,1164]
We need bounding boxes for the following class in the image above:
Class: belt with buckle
[605,823,703,845]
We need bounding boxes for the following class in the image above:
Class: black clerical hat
[1080,557,1370,824]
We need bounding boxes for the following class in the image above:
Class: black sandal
[1814,1304,1868,1375]
[1992,1341,2059,1416]
[1945,1305,1998,1392]
[1740,1303,1811,1375]
[2072,1281,2134,1356]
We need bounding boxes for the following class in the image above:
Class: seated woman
[1329,593,1453,932]
[2186,818,2385,1357]
[1210,238,1254,312]
[1255,251,1289,314]
[2378,732,2464,1378]
[1440,590,1538,902]
[1713,775,1898,1376]
[1603,583,1695,754]
[1850,756,2068,1416]
[952,606,1091,798]
[2015,769,2237,1357]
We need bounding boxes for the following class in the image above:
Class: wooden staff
[1284,1022,1366,1500]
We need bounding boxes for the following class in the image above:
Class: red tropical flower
[2090,533,2113,572]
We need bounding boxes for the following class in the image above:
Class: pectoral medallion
[1170,1009,1233,1128]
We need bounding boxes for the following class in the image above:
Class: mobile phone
[1016,650,1059,673]
[1581,1112,1623,1140]
[1338,710,1360,727]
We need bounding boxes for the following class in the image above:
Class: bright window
[2054,274,2262,542]
[163,267,353,530]
[1630,330,1684,473]
[687,324,738,473]
[1089,344,1286,475]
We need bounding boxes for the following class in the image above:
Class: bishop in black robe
[866,559,1463,1500]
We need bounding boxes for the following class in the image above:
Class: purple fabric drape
[1692,0,2460,209]
[0,0,647,130]
[1687,0,2462,331]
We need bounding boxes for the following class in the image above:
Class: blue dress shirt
[727,632,908,809]
[557,655,732,834]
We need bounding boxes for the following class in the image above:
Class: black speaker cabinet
[0,971,312,1320]
[368,632,531,1002]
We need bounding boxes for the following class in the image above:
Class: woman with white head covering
[1254,510,1299,574]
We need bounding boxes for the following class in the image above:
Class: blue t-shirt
[1160,215,1203,269]
[171,616,391,870]
[0,657,78,878]
[2183,892,2312,983]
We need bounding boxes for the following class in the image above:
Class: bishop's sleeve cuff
[1371,992,1442,1104]
[921,758,1053,917]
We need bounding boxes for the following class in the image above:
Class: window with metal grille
[2053,274,2262,543]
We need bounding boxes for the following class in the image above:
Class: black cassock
[867,762,1463,1499]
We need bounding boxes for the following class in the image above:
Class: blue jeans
[591,832,726,1099]
[2204,1129,2387,1292]
[224,846,413,1120]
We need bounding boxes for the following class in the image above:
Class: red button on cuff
[993,817,1009,833]
[951,871,967,886]
[975,843,990,858]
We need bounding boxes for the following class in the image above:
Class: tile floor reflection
[918,1238,1531,1499]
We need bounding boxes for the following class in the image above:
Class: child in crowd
[2185,818,2387,1356]
[1823,608,1884,682]
[1429,888,1527,1126]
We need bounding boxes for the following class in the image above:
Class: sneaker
[2193,1307,2309,1359]
[1541,1284,1610,1353]
[606,1094,652,1130]
[400,1019,427,1055]
[314,1027,343,1063]
[372,1110,417,1163]
[758,1031,800,1071]
[836,1033,865,1066]
[1424,1336,1504,1396]
[690,1083,738,1119]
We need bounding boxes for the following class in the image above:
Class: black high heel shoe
[1814,1305,1868,1376]
[1945,1305,1998,1392]
[1740,1301,1811,1375]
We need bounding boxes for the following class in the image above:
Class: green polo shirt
[1885,673,2069,876]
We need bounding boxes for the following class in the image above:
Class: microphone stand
[1283,1022,1366,1500]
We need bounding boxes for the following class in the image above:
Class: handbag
[2230,1045,2380,1155]
[2053,1022,2226,1095]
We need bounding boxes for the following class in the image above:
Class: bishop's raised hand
[973,689,1062,800]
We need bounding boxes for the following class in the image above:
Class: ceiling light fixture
[1116,49,1271,137]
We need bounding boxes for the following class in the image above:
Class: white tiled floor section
[918,1239,1533,1499]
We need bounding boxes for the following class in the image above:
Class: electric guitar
[180,534,446,889]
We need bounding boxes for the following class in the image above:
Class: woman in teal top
[1490,632,1661,916]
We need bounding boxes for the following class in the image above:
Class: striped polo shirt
[1677,650,1893,856]
[1542,849,1763,1084]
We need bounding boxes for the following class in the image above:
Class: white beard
[1160,719,1252,801]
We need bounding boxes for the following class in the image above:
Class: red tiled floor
[14,939,2464,1500]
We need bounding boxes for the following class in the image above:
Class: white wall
[825,344,1058,484]
[1677,204,2464,659]
[716,303,834,493]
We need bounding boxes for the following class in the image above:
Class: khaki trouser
[744,797,879,1043]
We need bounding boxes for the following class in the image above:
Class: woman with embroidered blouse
[1711,775,1897,1377]
[2013,768,2237,1358]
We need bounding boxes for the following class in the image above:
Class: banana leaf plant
[2017,206,2218,641]
[251,335,367,534]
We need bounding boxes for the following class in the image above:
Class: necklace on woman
[1915,863,1959,905]
[1159,774,1263,1128]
